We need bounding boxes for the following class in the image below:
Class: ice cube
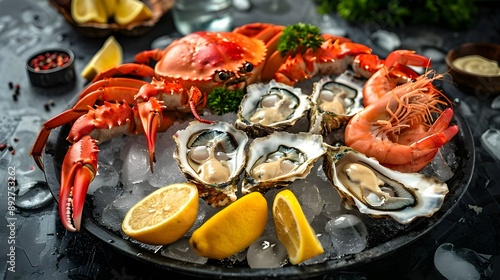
[88,162,119,194]
[300,233,332,265]
[430,150,455,182]
[161,237,208,265]
[99,189,145,232]
[481,128,500,161]
[246,236,287,268]
[325,214,368,256]
[120,135,150,185]
[434,243,493,280]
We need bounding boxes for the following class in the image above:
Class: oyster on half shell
[309,72,364,136]
[242,131,326,194]
[173,121,248,207]
[322,145,449,224]
[235,80,312,137]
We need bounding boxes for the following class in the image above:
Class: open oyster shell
[322,145,449,224]
[235,80,312,137]
[173,121,248,207]
[242,131,326,194]
[309,72,364,136]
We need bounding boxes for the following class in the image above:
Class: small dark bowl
[26,48,76,87]
[445,42,500,94]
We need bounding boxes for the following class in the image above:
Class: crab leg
[30,85,145,170]
[59,135,99,232]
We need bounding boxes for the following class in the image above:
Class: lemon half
[189,192,268,259]
[81,36,123,80]
[122,182,199,245]
[273,189,324,264]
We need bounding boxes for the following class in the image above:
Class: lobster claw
[59,135,99,232]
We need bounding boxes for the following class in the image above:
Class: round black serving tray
[43,98,474,279]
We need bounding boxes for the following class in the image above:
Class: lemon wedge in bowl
[189,192,268,259]
[103,0,118,17]
[122,182,199,245]
[71,0,108,24]
[114,0,153,26]
[273,189,324,264]
[81,36,123,80]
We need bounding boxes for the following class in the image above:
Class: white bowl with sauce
[446,43,500,94]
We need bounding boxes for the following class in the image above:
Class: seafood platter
[37,23,474,278]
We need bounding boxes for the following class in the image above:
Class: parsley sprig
[277,23,325,57]
[207,87,245,115]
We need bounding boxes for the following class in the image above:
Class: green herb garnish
[317,0,477,30]
[207,87,245,115]
[277,23,325,57]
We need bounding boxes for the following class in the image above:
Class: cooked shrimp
[344,71,459,173]
[361,50,432,107]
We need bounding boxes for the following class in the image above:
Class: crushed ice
[87,109,459,267]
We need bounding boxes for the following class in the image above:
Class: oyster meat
[235,80,312,137]
[323,145,449,224]
[173,121,248,206]
[309,72,364,136]
[242,131,326,194]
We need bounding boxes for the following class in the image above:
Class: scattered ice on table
[87,162,119,194]
[15,181,53,210]
[325,214,368,256]
[161,237,208,264]
[491,95,500,109]
[434,243,494,280]
[246,236,287,268]
[481,128,500,161]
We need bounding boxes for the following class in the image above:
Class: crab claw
[59,135,99,232]
[137,97,166,172]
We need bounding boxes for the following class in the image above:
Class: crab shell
[308,72,364,136]
[242,131,326,194]
[235,80,312,137]
[155,32,267,93]
[173,121,248,207]
[322,145,449,224]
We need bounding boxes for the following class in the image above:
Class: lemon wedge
[122,182,199,245]
[272,189,324,264]
[189,192,268,259]
[71,0,108,24]
[103,0,118,17]
[114,0,153,26]
[81,36,123,80]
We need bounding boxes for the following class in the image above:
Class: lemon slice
[81,36,123,80]
[272,189,324,264]
[122,182,199,245]
[189,192,268,259]
[114,0,153,26]
[71,0,108,24]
